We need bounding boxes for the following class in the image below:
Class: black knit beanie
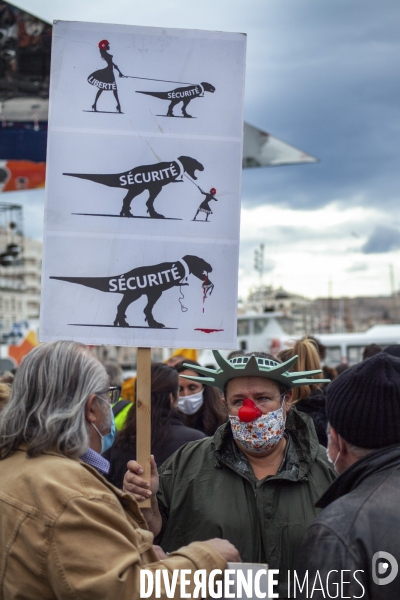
[326,353,400,449]
[383,345,400,358]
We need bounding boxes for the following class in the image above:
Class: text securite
[109,267,182,292]
[119,164,179,187]
[167,86,201,99]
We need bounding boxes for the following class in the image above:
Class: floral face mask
[229,407,285,453]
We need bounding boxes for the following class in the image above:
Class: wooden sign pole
[136,347,152,508]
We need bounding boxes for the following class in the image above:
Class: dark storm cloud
[362,226,400,254]
[243,0,400,212]
[240,224,363,250]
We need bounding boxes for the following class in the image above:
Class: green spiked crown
[182,350,330,391]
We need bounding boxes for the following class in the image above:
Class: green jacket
[157,409,336,598]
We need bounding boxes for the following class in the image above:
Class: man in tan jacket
[0,341,239,600]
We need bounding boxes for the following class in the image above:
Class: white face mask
[177,390,204,415]
[326,434,342,472]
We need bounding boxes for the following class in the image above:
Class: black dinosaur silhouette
[136,82,215,118]
[64,156,203,219]
[50,255,214,329]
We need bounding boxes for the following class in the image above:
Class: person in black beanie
[296,352,400,600]
[383,344,400,358]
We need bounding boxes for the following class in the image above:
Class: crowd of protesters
[105,362,206,489]
[0,337,399,599]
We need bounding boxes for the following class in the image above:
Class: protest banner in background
[40,21,246,349]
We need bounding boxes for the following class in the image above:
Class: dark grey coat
[296,445,400,600]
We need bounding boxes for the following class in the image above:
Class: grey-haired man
[0,341,239,600]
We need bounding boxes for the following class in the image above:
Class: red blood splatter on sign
[201,273,208,315]
[203,274,208,303]
[194,328,224,334]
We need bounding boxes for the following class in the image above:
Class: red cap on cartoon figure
[98,40,109,50]
[210,188,217,194]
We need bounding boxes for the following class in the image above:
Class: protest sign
[40,21,246,350]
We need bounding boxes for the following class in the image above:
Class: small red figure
[238,398,262,422]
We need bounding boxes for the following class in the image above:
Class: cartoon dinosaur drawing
[136,82,215,118]
[50,255,214,329]
[64,156,203,219]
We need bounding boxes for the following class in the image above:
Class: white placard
[40,21,246,348]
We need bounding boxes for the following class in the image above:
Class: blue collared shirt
[80,447,110,475]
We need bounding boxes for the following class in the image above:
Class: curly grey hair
[0,341,108,459]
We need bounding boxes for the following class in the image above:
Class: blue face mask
[92,404,116,454]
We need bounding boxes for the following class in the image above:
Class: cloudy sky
[10,0,400,300]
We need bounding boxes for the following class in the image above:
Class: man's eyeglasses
[228,391,287,409]
[108,386,122,404]
[95,386,122,405]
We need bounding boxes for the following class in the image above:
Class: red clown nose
[98,40,109,50]
[238,399,262,422]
